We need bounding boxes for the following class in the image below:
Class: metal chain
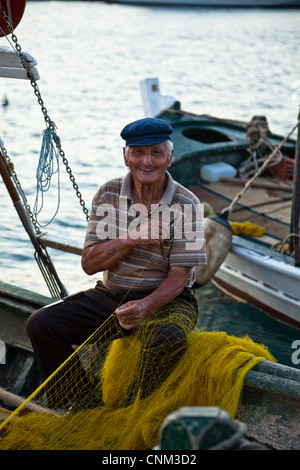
[0,138,41,233]
[0,3,89,222]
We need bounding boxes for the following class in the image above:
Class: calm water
[0,1,299,366]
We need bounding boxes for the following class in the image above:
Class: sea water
[0,1,299,366]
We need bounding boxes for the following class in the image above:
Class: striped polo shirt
[84,171,206,290]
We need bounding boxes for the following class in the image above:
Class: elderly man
[26,117,206,409]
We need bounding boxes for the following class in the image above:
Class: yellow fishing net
[0,305,274,450]
[203,203,265,237]
[229,221,265,237]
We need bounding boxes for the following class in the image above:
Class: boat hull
[212,237,300,329]
[239,360,300,450]
[0,281,51,397]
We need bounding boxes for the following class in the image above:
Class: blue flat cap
[121,117,173,146]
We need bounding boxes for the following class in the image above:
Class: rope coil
[33,127,60,227]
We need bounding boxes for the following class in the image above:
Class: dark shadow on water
[195,281,300,368]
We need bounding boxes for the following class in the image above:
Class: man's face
[123,141,173,186]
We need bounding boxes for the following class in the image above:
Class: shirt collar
[120,171,176,205]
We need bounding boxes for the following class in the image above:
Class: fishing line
[33,127,61,228]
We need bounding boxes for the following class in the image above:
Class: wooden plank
[220,176,293,192]
[0,280,52,308]
[0,408,12,423]
[239,388,300,450]
[0,66,40,80]
[38,232,83,255]
[0,305,33,351]
[0,387,58,416]
[0,46,39,80]
[240,360,300,449]
[0,281,52,351]
[0,46,37,67]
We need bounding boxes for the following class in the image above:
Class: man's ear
[123,147,129,166]
[167,149,174,168]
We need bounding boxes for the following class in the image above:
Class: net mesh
[0,305,275,450]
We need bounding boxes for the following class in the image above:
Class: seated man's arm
[81,237,136,275]
[81,219,169,275]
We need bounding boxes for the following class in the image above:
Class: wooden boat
[0,16,299,449]
[100,0,300,8]
[141,78,300,330]
[0,280,299,450]
[1,144,299,449]
[0,281,51,401]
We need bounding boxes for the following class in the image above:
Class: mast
[0,148,68,298]
[290,109,300,266]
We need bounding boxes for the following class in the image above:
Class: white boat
[215,236,300,328]
[141,78,300,329]
[101,0,300,8]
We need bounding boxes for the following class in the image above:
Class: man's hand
[122,218,170,248]
[115,299,149,330]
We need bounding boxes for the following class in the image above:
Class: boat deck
[190,175,293,243]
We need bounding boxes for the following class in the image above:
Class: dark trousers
[26,282,198,407]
